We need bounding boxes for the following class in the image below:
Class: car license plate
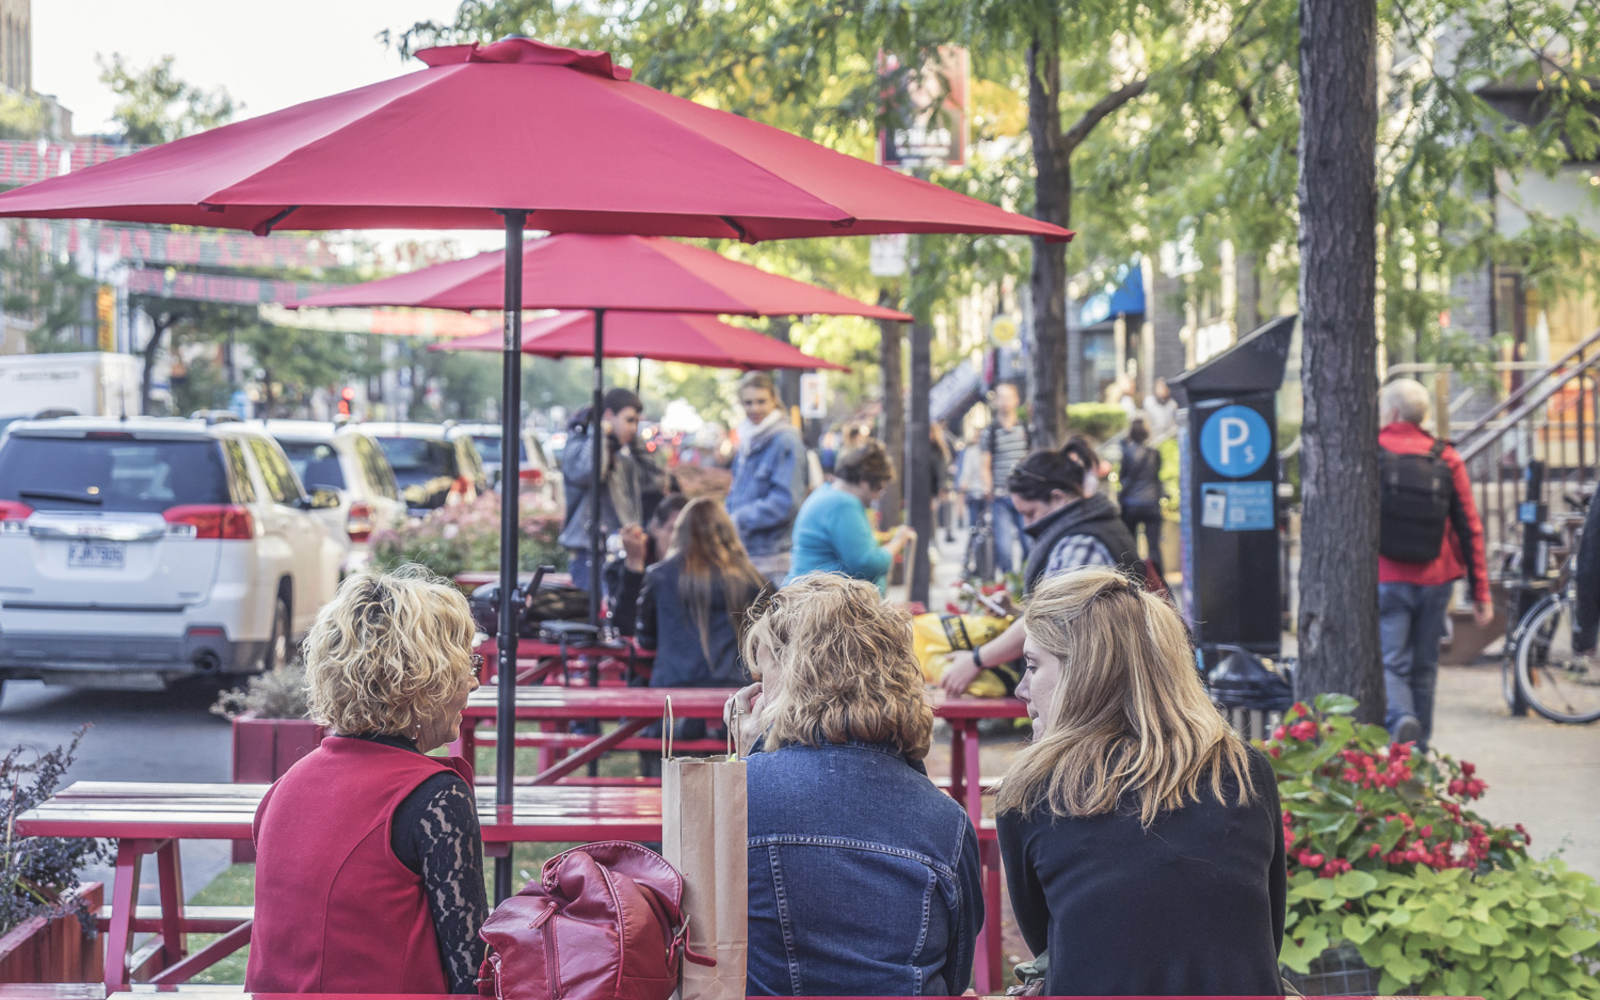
[68,540,125,569]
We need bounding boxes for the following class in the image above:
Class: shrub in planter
[2,728,114,946]
[1266,695,1600,997]
[1064,402,1128,441]
[369,492,567,580]
[213,661,324,862]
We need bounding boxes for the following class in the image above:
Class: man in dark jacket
[558,387,644,594]
[1118,418,1165,574]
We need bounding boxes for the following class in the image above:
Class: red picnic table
[15,782,662,989]
[473,635,654,686]
[456,686,1024,822]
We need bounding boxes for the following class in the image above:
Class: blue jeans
[1379,581,1454,747]
[991,495,1026,574]
[567,548,593,596]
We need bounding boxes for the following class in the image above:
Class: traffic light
[96,285,115,352]
[338,385,355,417]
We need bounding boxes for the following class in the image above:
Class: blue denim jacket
[746,742,983,996]
[726,424,806,558]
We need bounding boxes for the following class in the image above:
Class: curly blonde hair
[303,564,477,736]
[741,573,932,761]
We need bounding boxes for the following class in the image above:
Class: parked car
[365,422,491,516]
[256,420,406,574]
[454,421,561,505]
[0,416,344,700]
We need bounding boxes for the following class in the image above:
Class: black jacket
[1118,440,1164,512]
[1577,492,1600,652]
[1021,493,1141,594]
[635,554,763,688]
[997,746,1285,997]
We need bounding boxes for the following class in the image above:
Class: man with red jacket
[1377,379,1493,749]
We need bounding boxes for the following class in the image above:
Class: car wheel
[262,594,291,674]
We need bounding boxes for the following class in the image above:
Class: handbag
[477,841,712,1000]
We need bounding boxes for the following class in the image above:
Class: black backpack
[1378,440,1453,563]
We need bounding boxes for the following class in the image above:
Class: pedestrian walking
[996,568,1284,997]
[1575,487,1600,655]
[786,440,914,592]
[1376,378,1492,748]
[1143,376,1179,438]
[558,387,645,595]
[1118,418,1165,574]
[726,372,808,583]
[982,382,1030,573]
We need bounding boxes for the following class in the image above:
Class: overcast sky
[34,0,466,135]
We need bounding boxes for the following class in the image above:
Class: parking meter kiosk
[1168,315,1296,669]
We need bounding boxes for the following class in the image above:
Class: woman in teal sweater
[786,440,914,590]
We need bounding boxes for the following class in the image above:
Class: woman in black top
[996,568,1285,996]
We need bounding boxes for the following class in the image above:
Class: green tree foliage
[96,54,239,145]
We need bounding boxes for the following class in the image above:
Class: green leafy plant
[369,492,567,580]
[1266,695,1600,997]
[1063,402,1128,441]
[2,728,114,937]
[210,660,311,722]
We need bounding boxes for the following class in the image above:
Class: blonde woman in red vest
[246,566,485,994]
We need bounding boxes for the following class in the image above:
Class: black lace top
[353,733,487,993]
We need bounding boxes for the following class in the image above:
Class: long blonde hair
[995,568,1255,826]
[741,573,933,762]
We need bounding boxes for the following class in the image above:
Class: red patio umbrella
[295,233,912,318]
[0,35,1070,905]
[433,310,850,373]
[297,231,897,626]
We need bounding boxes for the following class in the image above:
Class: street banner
[877,47,970,168]
[799,372,829,419]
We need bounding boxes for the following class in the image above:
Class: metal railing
[1444,328,1600,584]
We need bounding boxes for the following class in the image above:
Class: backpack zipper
[531,901,562,999]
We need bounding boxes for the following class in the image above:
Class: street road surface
[1,678,236,899]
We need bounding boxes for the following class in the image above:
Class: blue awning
[1078,260,1146,327]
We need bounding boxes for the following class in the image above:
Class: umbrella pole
[635,356,643,394]
[589,309,606,627]
[493,209,528,903]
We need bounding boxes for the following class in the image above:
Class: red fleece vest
[245,736,470,994]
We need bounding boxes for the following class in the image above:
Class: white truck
[0,352,142,433]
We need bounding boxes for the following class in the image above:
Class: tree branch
[1061,77,1149,152]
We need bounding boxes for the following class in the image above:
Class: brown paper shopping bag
[661,698,747,1000]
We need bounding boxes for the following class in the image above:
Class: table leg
[948,722,968,811]
[529,718,651,783]
[979,837,1004,993]
[962,721,983,825]
[103,838,147,987]
[155,839,188,968]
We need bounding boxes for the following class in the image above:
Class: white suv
[257,420,406,574]
[0,416,343,698]
[455,422,561,506]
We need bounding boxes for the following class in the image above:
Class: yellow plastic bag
[911,612,1012,695]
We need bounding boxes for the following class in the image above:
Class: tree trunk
[1296,0,1383,720]
[906,320,932,605]
[1027,26,1068,449]
[139,313,172,414]
[877,297,905,531]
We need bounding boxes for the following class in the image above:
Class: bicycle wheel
[1515,596,1600,724]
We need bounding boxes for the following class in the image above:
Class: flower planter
[231,716,325,862]
[0,881,104,983]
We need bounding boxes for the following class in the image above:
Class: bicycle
[961,501,996,581]
[1503,493,1599,724]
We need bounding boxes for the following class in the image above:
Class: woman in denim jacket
[728,574,983,996]
[726,373,809,583]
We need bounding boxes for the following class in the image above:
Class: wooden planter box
[0,882,104,983]
[231,717,326,862]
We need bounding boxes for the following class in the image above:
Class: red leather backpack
[477,841,713,1000]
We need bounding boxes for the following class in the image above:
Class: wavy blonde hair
[995,568,1255,826]
[303,564,477,737]
[742,573,932,762]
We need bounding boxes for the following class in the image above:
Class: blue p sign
[1200,405,1270,478]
